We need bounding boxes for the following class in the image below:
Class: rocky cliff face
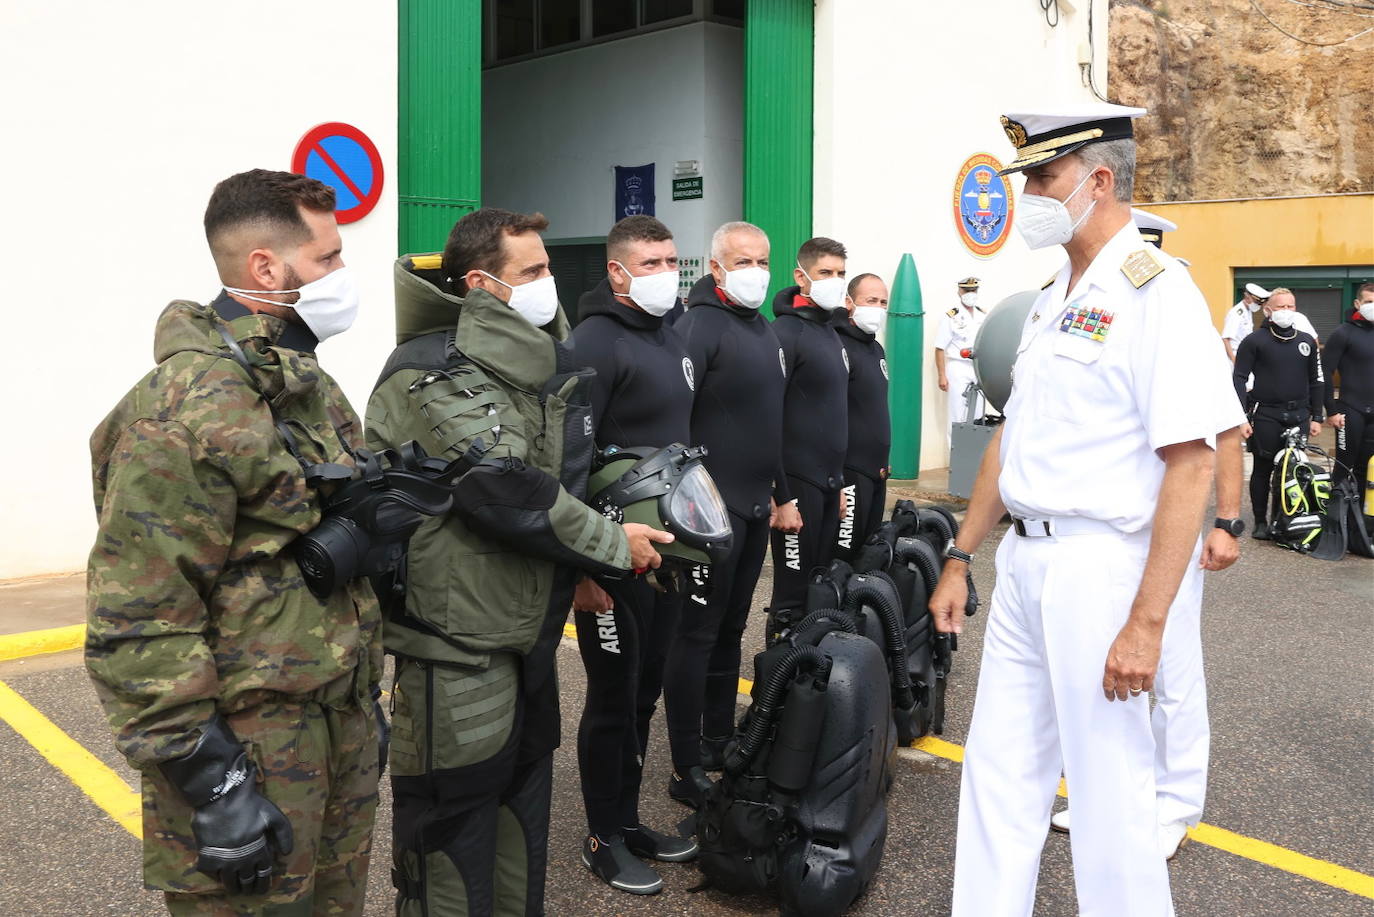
[1110,0,1374,202]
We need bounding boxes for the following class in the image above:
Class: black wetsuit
[1234,321,1324,524]
[1322,314,1374,507]
[662,276,787,771]
[769,287,849,620]
[569,279,694,837]
[833,315,891,562]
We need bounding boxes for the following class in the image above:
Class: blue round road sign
[291,122,384,224]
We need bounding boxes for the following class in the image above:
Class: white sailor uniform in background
[1222,298,1256,359]
[952,222,1241,917]
[934,299,987,441]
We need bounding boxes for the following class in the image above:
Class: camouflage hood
[393,254,572,391]
[149,296,326,412]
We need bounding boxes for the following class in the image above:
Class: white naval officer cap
[1131,208,1177,248]
[1245,282,1272,301]
[998,103,1147,175]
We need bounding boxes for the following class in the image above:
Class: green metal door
[398,0,482,255]
[743,0,813,317]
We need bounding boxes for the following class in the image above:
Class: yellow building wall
[1143,194,1374,327]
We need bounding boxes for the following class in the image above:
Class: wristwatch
[1214,517,1245,537]
[945,545,975,565]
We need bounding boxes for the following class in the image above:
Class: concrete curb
[0,624,85,662]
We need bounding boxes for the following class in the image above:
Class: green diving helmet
[588,443,733,567]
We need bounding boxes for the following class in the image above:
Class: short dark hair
[1357,282,1374,299]
[847,272,881,299]
[203,169,336,270]
[606,215,673,263]
[797,236,847,271]
[442,207,550,295]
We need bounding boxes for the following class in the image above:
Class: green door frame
[1233,265,1374,311]
[398,0,482,255]
[398,1,814,275]
[742,0,814,317]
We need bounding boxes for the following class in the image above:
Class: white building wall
[482,22,744,261]
[813,0,1111,473]
[0,1,398,578]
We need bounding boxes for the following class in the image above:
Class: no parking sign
[291,122,384,224]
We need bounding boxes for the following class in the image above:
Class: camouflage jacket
[85,294,383,768]
[366,256,630,666]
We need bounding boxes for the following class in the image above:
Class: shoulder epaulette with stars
[946,308,959,317]
[1121,248,1165,289]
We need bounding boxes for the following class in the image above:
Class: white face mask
[480,271,559,327]
[1269,309,1297,329]
[224,265,360,342]
[720,265,771,310]
[1014,168,1099,250]
[799,265,847,312]
[1248,301,1262,313]
[852,305,886,335]
[613,261,680,317]
[1358,302,1374,322]
[960,292,979,308]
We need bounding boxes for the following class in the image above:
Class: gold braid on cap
[1013,127,1106,160]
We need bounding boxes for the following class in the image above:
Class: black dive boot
[668,765,714,809]
[700,734,731,771]
[623,824,699,862]
[582,834,663,895]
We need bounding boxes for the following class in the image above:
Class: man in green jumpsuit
[86,169,384,915]
[367,208,672,916]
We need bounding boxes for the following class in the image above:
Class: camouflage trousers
[151,679,381,916]
[389,650,559,917]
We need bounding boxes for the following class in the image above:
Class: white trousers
[952,529,1175,917]
[1152,540,1207,827]
[946,359,983,445]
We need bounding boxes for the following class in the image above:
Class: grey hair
[1074,139,1136,203]
[710,221,768,262]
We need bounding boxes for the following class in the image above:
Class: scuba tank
[1366,454,1374,516]
[1270,430,1332,553]
[849,501,975,738]
[694,582,896,916]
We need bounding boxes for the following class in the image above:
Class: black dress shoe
[1253,522,1271,540]
[668,766,714,809]
[582,834,663,895]
[623,824,699,862]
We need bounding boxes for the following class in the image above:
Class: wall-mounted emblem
[953,153,1015,258]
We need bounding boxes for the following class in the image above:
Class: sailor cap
[1132,208,1177,248]
[999,104,1146,174]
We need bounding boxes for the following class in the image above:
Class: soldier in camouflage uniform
[366,208,672,917]
[85,169,384,916]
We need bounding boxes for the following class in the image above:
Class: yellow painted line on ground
[0,623,85,662]
[0,679,141,838]
[1187,823,1374,900]
[907,726,1370,897]
[12,619,1366,898]
[562,629,1374,900]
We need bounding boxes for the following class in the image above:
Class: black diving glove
[158,716,294,895]
[372,685,390,775]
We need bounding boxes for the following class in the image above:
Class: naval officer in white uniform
[930,104,1243,917]
[1050,207,1248,860]
[935,276,988,445]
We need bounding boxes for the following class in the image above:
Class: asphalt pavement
[1,478,1371,916]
